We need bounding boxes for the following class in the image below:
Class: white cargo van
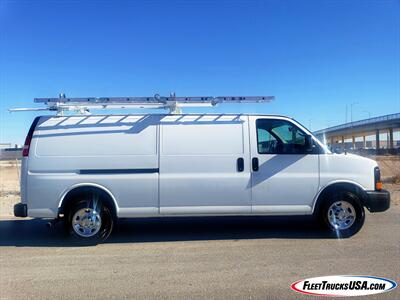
[14,113,390,242]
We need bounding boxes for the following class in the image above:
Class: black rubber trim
[364,189,390,212]
[14,203,27,217]
[29,116,41,136]
[374,166,381,188]
[79,168,159,174]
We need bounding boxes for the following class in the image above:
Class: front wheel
[67,196,114,244]
[319,191,365,238]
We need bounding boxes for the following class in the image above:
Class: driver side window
[256,119,315,154]
[257,127,278,154]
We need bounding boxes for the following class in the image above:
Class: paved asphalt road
[0,207,399,299]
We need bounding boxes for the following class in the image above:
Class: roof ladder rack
[9,92,275,115]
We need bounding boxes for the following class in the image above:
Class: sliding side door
[160,115,251,214]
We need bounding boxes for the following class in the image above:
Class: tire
[66,195,114,244]
[319,190,365,238]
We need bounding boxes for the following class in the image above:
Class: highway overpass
[314,113,400,153]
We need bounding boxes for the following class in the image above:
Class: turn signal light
[374,167,382,191]
[376,182,383,191]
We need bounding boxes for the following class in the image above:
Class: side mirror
[334,148,343,154]
[305,135,313,152]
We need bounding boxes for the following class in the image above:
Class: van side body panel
[159,115,251,214]
[26,115,159,218]
[248,116,320,215]
[19,158,29,205]
[318,153,376,192]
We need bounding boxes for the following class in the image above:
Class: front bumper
[364,189,390,212]
[14,203,27,217]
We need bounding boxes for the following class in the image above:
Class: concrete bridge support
[376,129,380,149]
[389,128,394,149]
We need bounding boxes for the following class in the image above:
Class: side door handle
[237,157,244,172]
[252,157,259,172]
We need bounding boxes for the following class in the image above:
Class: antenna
[9,92,275,115]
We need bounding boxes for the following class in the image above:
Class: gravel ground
[0,207,399,299]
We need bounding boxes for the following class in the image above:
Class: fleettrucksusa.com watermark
[304,280,385,291]
[291,275,397,297]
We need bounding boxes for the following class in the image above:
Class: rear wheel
[66,195,114,243]
[319,191,365,238]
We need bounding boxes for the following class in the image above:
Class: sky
[0,0,399,145]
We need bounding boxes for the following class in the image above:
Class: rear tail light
[22,117,40,157]
[374,167,382,191]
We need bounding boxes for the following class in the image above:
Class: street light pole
[363,110,371,119]
[350,102,358,123]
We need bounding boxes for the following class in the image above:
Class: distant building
[0,143,22,160]
[0,143,12,149]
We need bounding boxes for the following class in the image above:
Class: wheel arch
[312,181,368,214]
[58,183,119,218]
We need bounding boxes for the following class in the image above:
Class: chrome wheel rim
[72,208,102,238]
[327,201,356,230]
